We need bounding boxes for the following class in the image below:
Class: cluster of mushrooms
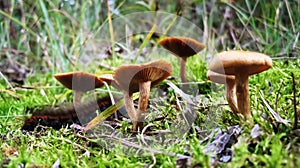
[54,36,272,132]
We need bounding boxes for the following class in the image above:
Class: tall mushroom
[208,50,272,120]
[159,37,205,83]
[54,72,105,105]
[113,60,172,132]
[206,70,238,114]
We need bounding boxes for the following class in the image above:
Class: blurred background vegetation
[1,0,299,85]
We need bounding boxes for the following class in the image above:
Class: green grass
[1,0,300,167]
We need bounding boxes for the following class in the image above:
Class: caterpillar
[22,96,119,131]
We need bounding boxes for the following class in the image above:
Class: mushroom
[98,73,123,90]
[54,72,105,105]
[208,50,272,120]
[159,37,205,83]
[113,60,172,131]
[206,70,238,114]
[98,74,114,85]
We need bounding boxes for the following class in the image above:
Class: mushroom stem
[135,81,151,132]
[73,90,83,106]
[180,57,187,83]
[124,91,137,128]
[235,73,251,120]
[225,79,238,114]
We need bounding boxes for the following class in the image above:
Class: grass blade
[84,93,139,131]
[84,98,124,132]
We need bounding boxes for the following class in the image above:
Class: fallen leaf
[259,92,291,126]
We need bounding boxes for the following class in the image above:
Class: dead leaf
[259,92,291,126]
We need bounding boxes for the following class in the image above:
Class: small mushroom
[113,60,172,131]
[208,50,272,120]
[159,37,205,83]
[206,70,238,114]
[54,72,105,105]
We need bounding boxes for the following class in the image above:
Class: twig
[292,73,298,129]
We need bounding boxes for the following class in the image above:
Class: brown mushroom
[113,60,172,131]
[98,74,115,85]
[208,50,272,120]
[206,70,238,114]
[54,72,105,105]
[159,37,205,83]
[98,73,123,90]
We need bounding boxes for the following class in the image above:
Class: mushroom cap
[208,50,272,76]
[98,73,121,89]
[98,74,114,85]
[113,60,172,94]
[206,70,235,84]
[159,37,206,58]
[54,72,105,92]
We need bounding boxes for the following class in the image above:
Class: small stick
[292,73,298,129]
